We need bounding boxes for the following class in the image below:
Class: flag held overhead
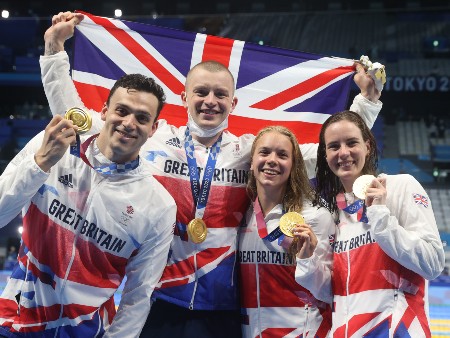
[72,11,356,143]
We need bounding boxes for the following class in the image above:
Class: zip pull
[189,303,194,310]
[394,289,398,301]
[15,292,21,316]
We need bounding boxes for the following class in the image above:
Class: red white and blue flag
[72,11,356,143]
[413,193,429,208]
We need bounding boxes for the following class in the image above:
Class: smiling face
[250,131,293,196]
[324,120,370,192]
[96,87,158,163]
[182,64,237,131]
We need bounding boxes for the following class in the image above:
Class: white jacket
[0,132,176,337]
[295,174,445,338]
[239,201,335,337]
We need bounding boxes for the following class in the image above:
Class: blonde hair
[247,126,314,213]
[186,61,235,92]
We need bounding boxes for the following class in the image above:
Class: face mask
[186,109,229,138]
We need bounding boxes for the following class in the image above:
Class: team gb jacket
[0,131,176,337]
[296,174,445,337]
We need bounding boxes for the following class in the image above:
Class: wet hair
[186,61,236,92]
[247,125,314,213]
[315,110,378,214]
[107,74,166,119]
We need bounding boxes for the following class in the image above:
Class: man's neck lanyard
[184,128,222,219]
[70,134,139,175]
[336,192,368,223]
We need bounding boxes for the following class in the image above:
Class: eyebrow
[193,84,230,93]
[117,103,152,117]
[326,137,360,145]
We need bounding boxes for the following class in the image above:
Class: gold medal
[279,212,305,237]
[64,107,92,134]
[187,218,207,244]
[353,174,376,200]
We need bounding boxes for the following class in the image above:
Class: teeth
[118,131,134,138]
[339,162,353,168]
[201,110,218,115]
[263,169,278,175]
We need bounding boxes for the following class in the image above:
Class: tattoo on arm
[45,41,63,56]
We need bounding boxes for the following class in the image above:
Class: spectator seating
[428,188,450,233]
[397,120,430,157]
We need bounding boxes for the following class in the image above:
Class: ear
[229,96,238,115]
[365,140,371,153]
[100,103,108,121]
[148,121,158,139]
[181,91,188,109]
[365,140,371,159]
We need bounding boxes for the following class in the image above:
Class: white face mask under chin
[186,111,228,138]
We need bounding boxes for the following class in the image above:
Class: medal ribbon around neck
[70,133,139,175]
[336,193,368,223]
[184,128,222,220]
[253,198,285,242]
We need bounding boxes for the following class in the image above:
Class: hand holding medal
[291,223,318,259]
[279,212,305,237]
[279,212,317,258]
[280,212,311,257]
[64,107,92,159]
[35,115,79,172]
[353,174,387,207]
[353,174,376,200]
[358,55,386,93]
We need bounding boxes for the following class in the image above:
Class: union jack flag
[413,193,429,208]
[72,11,356,143]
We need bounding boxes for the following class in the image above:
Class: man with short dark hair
[0,73,176,337]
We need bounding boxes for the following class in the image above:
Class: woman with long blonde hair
[239,125,334,338]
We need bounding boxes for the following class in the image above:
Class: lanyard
[253,198,285,242]
[70,134,139,175]
[336,193,368,223]
[184,128,222,219]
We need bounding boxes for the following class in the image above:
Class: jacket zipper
[189,146,209,310]
[54,178,105,337]
[345,249,351,338]
[303,304,310,336]
[256,246,262,338]
[55,232,80,338]
[17,259,30,317]
[189,252,198,310]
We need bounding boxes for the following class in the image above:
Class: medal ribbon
[70,133,139,175]
[336,193,368,223]
[253,198,284,242]
[184,128,222,219]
